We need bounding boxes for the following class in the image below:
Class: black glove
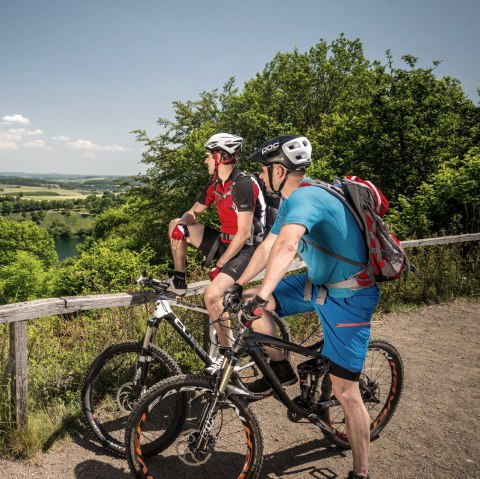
[241,295,268,322]
[223,283,243,312]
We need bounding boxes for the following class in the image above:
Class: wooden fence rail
[1,232,479,427]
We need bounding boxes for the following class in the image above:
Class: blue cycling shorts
[273,274,380,373]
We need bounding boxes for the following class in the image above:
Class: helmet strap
[268,165,290,195]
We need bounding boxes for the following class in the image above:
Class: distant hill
[0,173,134,192]
[0,171,131,180]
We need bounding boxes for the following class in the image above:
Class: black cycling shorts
[198,225,255,281]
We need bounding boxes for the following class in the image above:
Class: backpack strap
[303,274,374,305]
[298,181,370,273]
[301,238,368,270]
[300,180,365,232]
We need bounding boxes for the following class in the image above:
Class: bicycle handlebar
[134,269,171,294]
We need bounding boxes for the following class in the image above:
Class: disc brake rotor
[175,429,212,466]
[116,382,135,413]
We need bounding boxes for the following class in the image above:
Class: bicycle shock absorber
[288,357,328,423]
[297,358,329,405]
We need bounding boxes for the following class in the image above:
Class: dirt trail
[0,300,479,479]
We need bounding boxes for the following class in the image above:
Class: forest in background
[0,35,479,457]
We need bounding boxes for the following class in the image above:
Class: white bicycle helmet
[248,134,312,171]
[205,133,243,156]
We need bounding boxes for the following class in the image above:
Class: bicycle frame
[140,295,215,367]
[229,328,333,420]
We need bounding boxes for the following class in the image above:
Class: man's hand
[223,283,243,312]
[241,295,268,322]
[209,266,222,281]
[170,223,189,249]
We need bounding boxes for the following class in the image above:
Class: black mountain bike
[81,271,291,457]
[125,309,404,479]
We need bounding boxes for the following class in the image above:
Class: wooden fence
[1,232,479,428]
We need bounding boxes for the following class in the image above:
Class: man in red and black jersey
[168,133,267,350]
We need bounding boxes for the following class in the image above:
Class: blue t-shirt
[270,179,367,298]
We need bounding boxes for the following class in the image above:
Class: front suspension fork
[193,356,237,452]
[130,317,160,398]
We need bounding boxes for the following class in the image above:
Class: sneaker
[248,359,297,395]
[204,355,225,375]
[348,471,370,479]
[166,273,187,296]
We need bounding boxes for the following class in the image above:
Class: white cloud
[0,140,18,149]
[67,139,129,153]
[83,151,98,159]
[26,128,44,136]
[67,139,99,150]
[104,144,128,152]
[25,139,49,149]
[52,135,71,142]
[7,128,44,137]
[2,114,30,125]
[0,130,22,141]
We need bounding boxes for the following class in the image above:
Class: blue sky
[1,0,478,176]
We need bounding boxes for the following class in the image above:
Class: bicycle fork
[130,316,161,399]
[191,355,238,455]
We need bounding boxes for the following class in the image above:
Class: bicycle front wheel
[81,341,181,456]
[125,374,264,479]
[319,339,404,449]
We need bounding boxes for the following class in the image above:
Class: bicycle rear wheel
[81,341,181,456]
[319,339,404,449]
[125,374,264,479]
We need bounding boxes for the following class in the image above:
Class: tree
[0,217,58,269]
[54,237,155,295]
[132,35,479,257]
[0,251,54,304]
[388,147,480,239]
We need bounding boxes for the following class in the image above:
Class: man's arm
[216,211,253,268]
[256,223,306,299]
[179,202,209,225]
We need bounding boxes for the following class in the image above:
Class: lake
[54,237,83,261]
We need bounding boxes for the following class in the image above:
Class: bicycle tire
[81,341,182,457]
[125,374,264,479]
[319,339,404,449]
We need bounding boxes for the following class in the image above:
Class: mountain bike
[81,270,291,457]
[124,308,404,479]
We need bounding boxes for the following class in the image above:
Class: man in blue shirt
[223,134,379,479]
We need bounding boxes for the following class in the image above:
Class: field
[0,185,97,200]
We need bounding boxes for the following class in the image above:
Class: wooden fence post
[9,321,28,428]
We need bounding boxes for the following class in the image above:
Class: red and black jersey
[197,168,266,241]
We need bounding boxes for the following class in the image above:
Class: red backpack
[299,176,415,282]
